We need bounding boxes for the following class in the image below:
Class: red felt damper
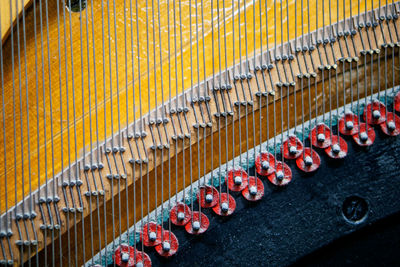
[395,91,400,112]
[296,147,321,172]
[310,123,332,148]
[141,222,162,247]
[185,211,210,235]
[281,135,304,159]
[338,113,359,135]
[380,112,400,136]
[255,152,276,176]
[113,244,151,267]
[154,230,179,258]
[242,176,264,201]
[212,193,236,216]
[113,244,135,267]
[363,101,387,125]
[170,202,191,226]
[325,135,348,159]
[197,185,219,208]
[352,123,375,146]
[267,161,292,186]
[226,168,249,191]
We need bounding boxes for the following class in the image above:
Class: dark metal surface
[138,125,400,266]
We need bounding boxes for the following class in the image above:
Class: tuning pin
[113,244,151,267]
[141,222,162,247]
[242,176,264,201]
[364,101,387,125]
[226,168,249,191]
[185,212,209,235]
[310,123,332,148]
[255,152,276,176]
[197,186,219,208]
[353,123,375,146]
[296,147,321,172]
[155,231,179,258]
[380,112,400,136]
[281,135,304,159]
[325,136,348,159]
[170,203,191,226]
[338,113,360,135]
[212,193,236,216]
[267,162,292,186]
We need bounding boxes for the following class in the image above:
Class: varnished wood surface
[0,0,398,265]
[1,0,31,42]
[16,31,400,266]
[0,0,374,211]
